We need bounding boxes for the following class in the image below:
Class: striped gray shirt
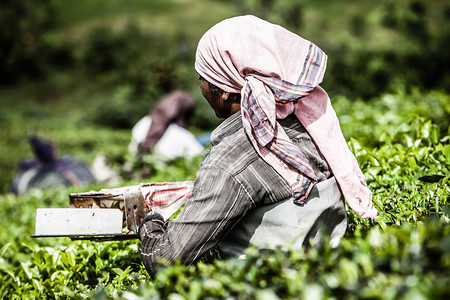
[139,112,330,276]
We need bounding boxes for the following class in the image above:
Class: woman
[138,15,378,276]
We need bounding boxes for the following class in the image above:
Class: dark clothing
[139,112,331,276]
[10,156,96,195]
[10,136,95,195]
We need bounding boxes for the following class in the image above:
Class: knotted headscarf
[195,15,378,218]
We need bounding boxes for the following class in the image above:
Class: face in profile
[200,79,228,119]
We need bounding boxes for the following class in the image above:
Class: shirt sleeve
[139,163,256,276]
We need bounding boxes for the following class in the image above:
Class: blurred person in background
[11,135,95,195]
[128,90,204,160]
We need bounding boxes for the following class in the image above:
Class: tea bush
[0,91,448,299]
[333,89,450,148]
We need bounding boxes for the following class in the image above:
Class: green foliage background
[0,0,449,298]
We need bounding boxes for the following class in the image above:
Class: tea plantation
[0,0,449,298]
[0,89,448,299]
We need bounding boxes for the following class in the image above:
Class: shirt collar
[210,112,242,146]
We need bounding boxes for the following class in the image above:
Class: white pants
[218,176,347,258]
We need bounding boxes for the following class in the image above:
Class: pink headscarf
[195,15,378,219]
